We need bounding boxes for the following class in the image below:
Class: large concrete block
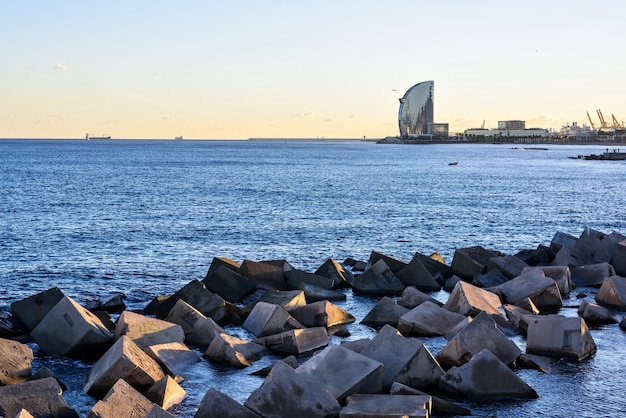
[552,245,595,268]
[493,269,562,310]
[296,345,383,402]
[360,325,444,390]
[341,394,430,418]
[291,300,355,328]
[144,341,200,376]
[143,375,187,412]
[10,287,65,332]
[165,299,224,349]
[390,382,471,417]
[411,251,452,283]
[114,311,185,350]
[196,387,261,418]
[155,280,227,321]
[398,286,442,309]
[436,311,521,369]
[526,315,596,361]
[245,361,341,418]
[351,260,405,296]
[570,262,615,287]
[550,231,578,253]
[202,266,256,303]
[395,257,441,292]
[83,335,165,398]
[366,251,408,274]
[296,283,347,302]
[284,268,336,290]
[486,255,529,279]
[443,281,505,318]
[596,275,626,310]
[521,266,573,295]
[451,246,498,281]
[439,349,538,400]
[398,301,466,337]
[254,290,306,313]
[611,239,626,276]
[31,295,113,357]
[239,260,287,291]
[0,377,77,418]
[314,258,354,288]
[361,296,410,329]
[574,227,624,263]
[577,301,620,324]
[204,333,268,368]
[254,327,328,355]
[0,338,33,385]
[86,378,154,418]
[242,301,303,337]
[206,256,241,276]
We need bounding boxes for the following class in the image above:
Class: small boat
[448,161,459,166]
[174,136,183,140]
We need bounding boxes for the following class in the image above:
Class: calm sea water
[1,139,626,416]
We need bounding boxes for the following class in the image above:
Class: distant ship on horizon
[85,133,111,140]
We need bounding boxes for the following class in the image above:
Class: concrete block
[0,337,33,385]
[315,258,354,288]
[155,280,227,321]
[143,375,187,411]
[361,296,409,329]
[165,299,224,349]
[296,283,347,302]
[239,260,287,291]
[291,300,355,328]
[411,251,452,283]
[451,246,498,281]
[486,254,529,279]
[206,256,241,276]
[0,377,77,418]
[196,387,261,418]
[86,378,153,418]
[144,341,200,376]
[254,290,306,312]
[611,239,626,276]
[574,227,624,263]
[204,333,268,368]
[493,269,562,310]
[398,301,466,337]
[242,301,303,338]
[577,301,620,324]
[444,281,505,318]
[341,394,430,418]
[398,286,442,309]
[366,250,408,274]
[390,382,471,416]
[570,262,615,287]
[522,265,573,295]
[202,266,256,303]
[596,275,626,309]
[396,257,441,291]
[526,315,596,361]
[254,327,328,355]
[114,311,185,350]
[10,287,65,332]
[550,231,578,253]
[351,260,405,296]
[285,268,336,290]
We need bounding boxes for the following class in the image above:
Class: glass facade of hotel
[398,80,434,137]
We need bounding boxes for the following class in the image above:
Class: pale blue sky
[2,1,625,139]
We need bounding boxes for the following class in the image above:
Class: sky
[2,1,625,139]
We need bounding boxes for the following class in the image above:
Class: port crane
[612,114,625,129]
[596,109,610,130]
[587,111,597,130]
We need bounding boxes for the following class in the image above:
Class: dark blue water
[2,139,626,416]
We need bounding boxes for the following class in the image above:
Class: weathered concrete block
[239,260,287,291]
[10,287,65,332]
[451,246,498,281]
[472,268,509,288]
[398,286,442,309]
[550,230,578,253]
[361,296,410,329]
[315,258,354,288]
[526,315,596,361]
[503,304,538,334]
[341,394,430,418]
[0,338,33,385]
[411,251,452,284]
[204,333,268,368]
[202,266,256,303]
[143,375,187,412]
[574,227,624,263]
[390,382,471,416]
[514,245,555,267]
[86,378,154,418]
[395,257,441,292]
[114,311,185,350]
[291,300,355,328]
[83,335,165,398]
[144,341,200,376]
[577,301,620,324]
[351,260,405,296]
[398,301,466,337]
[285,268,336,290]
[439,349,538,400]
[570,262,615,287]
[156,280,227,321]
[493,269,562,310]
[436,311,521,369]
[552,245,595,268]
[296,282,347,302]
[522,265,574,295]
[146,404,176,418]
[596,275,626,310]
[245,361,341,418]
[360,325,444,390]
[366,250,408,274]
[487,255,529,279]
[254,290,306,312]
[31,295,113,357]
[164,299,224,349]
[0,377,77,418]
[195,387,261,418]
[254,327,328,355]
[296,345,384,402]
[242,301,303,337]
[443,281,505,318]
[206,256,241,276]
[611,240,626,276]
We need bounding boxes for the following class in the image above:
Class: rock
[550,231,578,253]
[253,327,328,355]
[389,382,471,416]
[314,258,354,288]
[514,245,555,266]
[239,260,287,291]
[439,349,538,400]
[366,250,408,274]
[254,290,306,312]
[341,394,431,418]
[10,287,65,332]
[360,325,444,390]
[410,251,452,284]
[203,332,268,368]
[296,345,383,403]
[487,255,529,279]
[195,387,261,418]
[502,304,538,334]
[155,280,227,321]
[86,378,154,418]
[570,262,615,287]
[114,311,185,350]
[242,301,303,337]
[472,268,509,288]
[143,375,187,412]
[351,259,405,295]
[578,301,620,324]
[30,295,113,358]
[284,268,336,290]
[361,296,409,329]
[611,240,626,276]
[0,377,77,418]
[164,299,224,349]
[395,257,441,292]
[436,311,521,369]
[450,246,499,281]
[0,338,33,385]
[443,281,505,318]
[244,361,340,418]
[521,266,574,295]
[526,315,597,361]
[574,227,624,263]
[517,353,556,373]
[291,300,355,328]
[206,256,241,276]
[144,341,200,376]
[295,283,347,302]
[552,245,595,268]
[398,301,466,337]
[202,266,256,303]
[83,335,165,398]
[398,286,442,309]
[595,275,626,310]
[493,269,562,310]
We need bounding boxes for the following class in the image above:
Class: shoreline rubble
[1,227,626,417]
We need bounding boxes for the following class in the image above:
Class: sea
[1,139,626,417]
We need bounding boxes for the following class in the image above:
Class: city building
[498,120,525,130]
[398,80,434,137]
